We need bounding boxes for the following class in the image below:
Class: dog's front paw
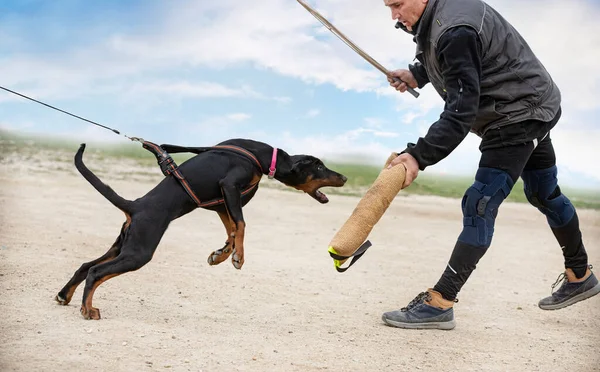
[231,249,244,270]
[207,245,232,266]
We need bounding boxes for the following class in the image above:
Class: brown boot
[565,267,592,283]
[425,289,455,310]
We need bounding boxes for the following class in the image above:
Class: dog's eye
[317,165,324,171]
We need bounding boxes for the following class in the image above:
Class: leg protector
[521,166,575,228]
[434,241,486,301]
[434,168,513,301]
[458,167,514,248]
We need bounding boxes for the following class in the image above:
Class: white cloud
[276,131,396,165]
[272,126,404,163]
[372,130,400,138]
[364,117,385,128]
[2,0,597,109]
[128,81,254,98]
[273,96,292,104]
[226,113,251,122]
[0,0,385,103]
[306,109,320,118]
[195,113,250,128]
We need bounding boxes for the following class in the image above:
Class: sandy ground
[0,146,599,372]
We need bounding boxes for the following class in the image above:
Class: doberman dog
[55,138,347,320]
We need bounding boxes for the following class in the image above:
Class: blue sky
[1,0,599,189]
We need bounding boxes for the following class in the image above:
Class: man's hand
[387,69,418,93]
[387,152,419,189]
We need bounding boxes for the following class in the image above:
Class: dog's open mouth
[311,188,329,204]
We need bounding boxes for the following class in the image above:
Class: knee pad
[521,166,574,228]
[458,168,514,248]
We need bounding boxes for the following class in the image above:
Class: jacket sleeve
[408,62,429,89]
[402,26,482,171]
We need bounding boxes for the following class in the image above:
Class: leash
[0,84,270,207]
[0,85,142,142]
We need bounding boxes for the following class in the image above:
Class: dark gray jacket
[416,0,561,135]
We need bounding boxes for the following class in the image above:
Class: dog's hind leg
[79,243,154,320]
[207,211,235,266]
[55,219,129,306]
[55,243,121,306]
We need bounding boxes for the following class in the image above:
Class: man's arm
[403,26,482,171]
[408,62,429,89]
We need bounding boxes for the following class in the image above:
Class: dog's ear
[290,156,316,173]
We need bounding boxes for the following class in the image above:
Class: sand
[1,146,598,372]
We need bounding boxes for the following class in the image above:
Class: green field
[2,129,599,210]
[330,161,600,209]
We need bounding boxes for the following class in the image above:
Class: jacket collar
[413,0,439,57]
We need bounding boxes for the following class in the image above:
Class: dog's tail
[75,144,134,214]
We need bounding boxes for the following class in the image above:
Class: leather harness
[142,141,274,208]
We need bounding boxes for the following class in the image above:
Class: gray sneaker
[382,291,456,330]
[539,265,600,310]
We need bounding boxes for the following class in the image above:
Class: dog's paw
[207,246,232,266]
[80,305,101,320]
[55,294,70,306]
[231,249,244,270]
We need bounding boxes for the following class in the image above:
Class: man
[381,0,599,330]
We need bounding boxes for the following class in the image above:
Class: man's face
[384,0,428,32]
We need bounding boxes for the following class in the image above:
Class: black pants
[433,109,589,301]
[478,108,559,181]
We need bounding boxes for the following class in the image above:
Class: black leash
[0,85,142,142]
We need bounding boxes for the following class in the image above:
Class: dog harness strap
[268,148,277,179]
[211,145,264,173]
[173,170,203,206]
[142,141,203,207]
[197,182,259,208]
[159,143,266,175]
[142,141,265,208]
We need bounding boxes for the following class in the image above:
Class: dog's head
[283,155,347,203]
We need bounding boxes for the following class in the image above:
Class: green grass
[323,161,600,210]
[0,129,194,165]
[2,129,599,210]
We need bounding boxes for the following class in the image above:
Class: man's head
[383,0,428,32]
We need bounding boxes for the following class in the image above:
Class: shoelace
[550,264,594,295]
[401,291,431,312]
[550,272,567,295]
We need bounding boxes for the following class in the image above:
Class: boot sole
[539,282,600,310]
[381,316,456,330]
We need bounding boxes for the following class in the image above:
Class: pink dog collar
[268,148,277,179]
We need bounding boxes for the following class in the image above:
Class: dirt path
[1,148,599,371]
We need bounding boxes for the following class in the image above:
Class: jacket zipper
[456,79,464,113]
